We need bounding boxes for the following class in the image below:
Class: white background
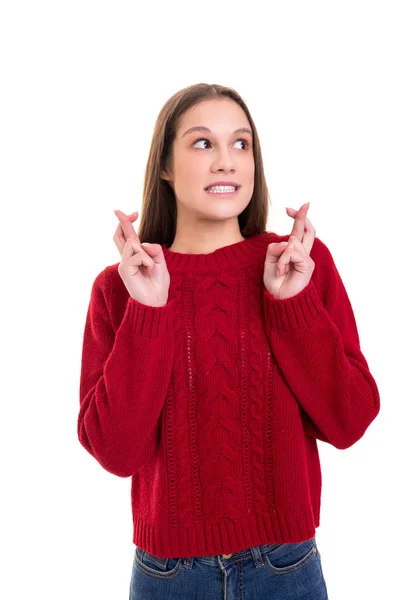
[1,1,398,598]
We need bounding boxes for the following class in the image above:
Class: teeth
[207,185,237,193]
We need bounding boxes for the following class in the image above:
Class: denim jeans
[129,534,329,599]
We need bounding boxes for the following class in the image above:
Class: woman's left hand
[263,203,316,299]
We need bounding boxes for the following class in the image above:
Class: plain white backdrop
[1,1,398,598]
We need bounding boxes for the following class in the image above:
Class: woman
[78,83,380,599]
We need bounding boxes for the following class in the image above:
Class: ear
[160,168,172,182]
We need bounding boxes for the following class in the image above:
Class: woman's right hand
[113,209,171,307]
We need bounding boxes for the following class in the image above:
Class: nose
[212,147,235,173]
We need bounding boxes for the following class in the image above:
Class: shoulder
[87,263,130,331]
[90,262,128,305]
[103,262,122,283]
[91,262,123,286]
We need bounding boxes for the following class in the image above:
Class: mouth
[204,185,241,196]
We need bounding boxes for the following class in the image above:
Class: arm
[263,237,380,449]
[77,267,177,477]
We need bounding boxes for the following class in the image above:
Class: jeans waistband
[182,543,280,567]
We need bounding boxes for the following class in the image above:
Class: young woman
[78,83,380,599]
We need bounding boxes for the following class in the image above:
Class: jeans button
[222,553,233,558]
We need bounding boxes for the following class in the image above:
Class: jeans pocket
[134,547,183,579]
[262,536,318,575]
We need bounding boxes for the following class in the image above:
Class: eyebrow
[181,126,253,138]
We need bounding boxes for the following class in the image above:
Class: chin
[198,208,243,221]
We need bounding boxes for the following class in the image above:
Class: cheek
[243,174,255,191]
[241,156,255,181]
[247,155,255,173]
[175,155,203,183]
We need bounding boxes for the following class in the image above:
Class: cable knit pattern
[172,274,197,529]
[243,265,276,516]
[78,231,380,558]
[194,272,244,523]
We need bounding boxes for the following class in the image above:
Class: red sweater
[78,231,380,558]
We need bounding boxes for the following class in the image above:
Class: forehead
[177,98,251,135]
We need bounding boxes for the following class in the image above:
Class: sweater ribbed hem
[263,280,324,331]
[126,296,178,337]
[104,267,179,337]
[132,510,318,559]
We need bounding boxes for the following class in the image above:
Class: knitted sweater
[77,231,380,558]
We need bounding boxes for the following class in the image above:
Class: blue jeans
[129,535,329,599]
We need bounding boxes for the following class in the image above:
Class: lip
[204,181,240,190]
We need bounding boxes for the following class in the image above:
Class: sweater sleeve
[77,268,178,477]
[262,236,380,450]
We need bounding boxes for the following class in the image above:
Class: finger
[288,203,309,242]
[114,209,138,219]
[115,209,139,238]
[114,209,141,245]
[276,244,305,276]
[141,242,166,264]
[113,215,138,243]
[286,207,316,255]
[113,223,129,256]
[266,241,291,260]
[122,238,154,268]
[115,222,126,244]
[286,207,314,233]
[276,236,303,264]
[130,252,154,270]
[131,243,156,274]
[122,247,155,276]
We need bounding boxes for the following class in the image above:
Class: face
[161,98,255,225]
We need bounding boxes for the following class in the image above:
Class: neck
[168,227,245,255]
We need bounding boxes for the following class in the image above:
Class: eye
[192,137,250,150]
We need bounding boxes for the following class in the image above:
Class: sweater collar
[161,232,270,272]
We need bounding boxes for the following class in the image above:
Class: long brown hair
[137,83,271,247]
